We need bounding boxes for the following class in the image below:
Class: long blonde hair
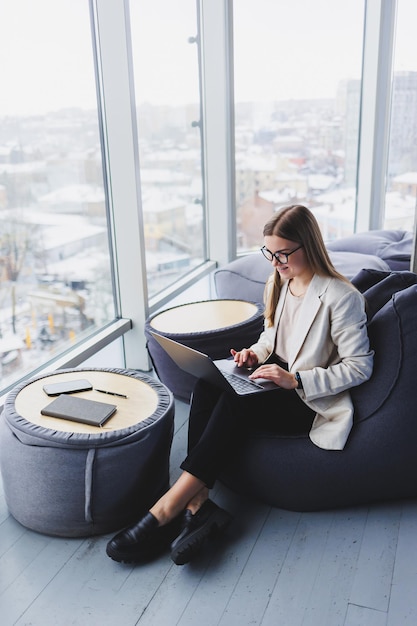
[263,205,349,326]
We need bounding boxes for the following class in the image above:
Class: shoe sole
[106,529,177,564]
[171,509,232,566]
[106,516,183,564]
[106,542,161,564]
[106,540,170,564]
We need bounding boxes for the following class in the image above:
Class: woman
[106,204,373,566]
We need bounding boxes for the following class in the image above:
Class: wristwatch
[295,371,303,389]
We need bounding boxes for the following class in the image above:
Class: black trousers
[180,378,315,489]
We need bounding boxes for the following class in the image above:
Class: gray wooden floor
[1,397,417,626]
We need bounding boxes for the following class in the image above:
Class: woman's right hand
[230,348,259,369]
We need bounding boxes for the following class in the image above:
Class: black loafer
[170,499,232,566]
[106,512,182,564]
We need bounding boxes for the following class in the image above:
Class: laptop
[150,331,278,396]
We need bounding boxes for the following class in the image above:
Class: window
[0,0,115,391]
[384,0,417,231]
[233,0,365,248]
[129,0,205,298]
[0,0,412,395]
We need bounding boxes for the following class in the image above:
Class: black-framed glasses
[260,245,303,264]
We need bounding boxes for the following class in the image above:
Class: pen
[94,388,128,398]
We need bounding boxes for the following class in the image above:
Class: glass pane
[233,0,365,249]
[0,0,115,391]
[384,0,417,231]
[129,0,205,298]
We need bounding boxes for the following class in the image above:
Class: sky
[233,0,417,102]
[233,0,364,102]
[0,0,96,116]
[0,0,416,116]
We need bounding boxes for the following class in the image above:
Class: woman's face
[263,235,311,281]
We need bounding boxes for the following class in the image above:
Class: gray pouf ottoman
[145,299,265,401]
[0,367,174,537]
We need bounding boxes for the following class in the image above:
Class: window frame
[0,0,405,400]
[49,0,406,368]
[356,0,397,231]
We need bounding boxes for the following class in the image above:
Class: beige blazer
[250,274,374,450]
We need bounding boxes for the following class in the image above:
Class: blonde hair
[263,205,349,326]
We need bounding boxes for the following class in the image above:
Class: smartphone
[42,378,93,396]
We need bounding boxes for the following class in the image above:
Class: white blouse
[275,288,305,363]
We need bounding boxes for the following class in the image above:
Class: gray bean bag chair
[326,229,412,271]
[214,249,390,303]
[219,270,417,511]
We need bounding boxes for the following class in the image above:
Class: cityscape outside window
[384,0,417,229]
[2,1,416,393]
[129,0,205,298]
[233,0,366,250]
[0,0,115,390]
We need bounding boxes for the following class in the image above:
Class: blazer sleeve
[249,324,276,363]
[299,285,373,401]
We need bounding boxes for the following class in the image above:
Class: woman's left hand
[249,364,298,390]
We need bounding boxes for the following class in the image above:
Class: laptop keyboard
[221,371,264,394]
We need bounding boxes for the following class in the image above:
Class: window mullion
[93,0,149,370]
[356,0,397,231]
[200,0,236,264]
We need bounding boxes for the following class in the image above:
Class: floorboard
[349,504,400,613]
[344,605,387,626]
[387,500,417,625]
[299,508,366,626]
[219,507,301,626]
[0,397,416,626]
[261,511,339,625]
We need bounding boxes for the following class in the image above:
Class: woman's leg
[148,377,315,525]
[180,379,287,488]
[186,379,225,452]
[142,379,223,525]
[149,472,207,525]
[107,379,314,564]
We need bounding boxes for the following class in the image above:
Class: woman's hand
[230,348,259,369]
[249,363,298,390]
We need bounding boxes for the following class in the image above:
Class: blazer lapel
[287,274,331,367]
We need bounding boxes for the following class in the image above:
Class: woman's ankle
[149,495,189,526]
[149,473,208,524]
[149,504,174,526]
[186,487,209,515]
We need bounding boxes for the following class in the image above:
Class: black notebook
[41,394,117,427]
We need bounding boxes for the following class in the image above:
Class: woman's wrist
[295,371,303,389]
